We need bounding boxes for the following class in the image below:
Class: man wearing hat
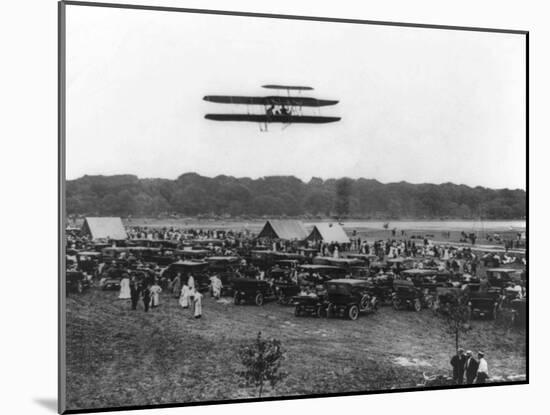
[476,352,489,383]
[464,350,479,384]
[450,348,467,384]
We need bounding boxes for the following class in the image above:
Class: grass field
[65,287,526,410]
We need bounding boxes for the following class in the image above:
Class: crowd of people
[451,349,490,384]
[66,222,526,387]
[116,272,204,318]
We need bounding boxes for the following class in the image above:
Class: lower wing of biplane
[203,85,341,129]
[204,114,341,123]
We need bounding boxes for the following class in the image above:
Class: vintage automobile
[66,271,91,294]
[386,257,415,273]
[432,286,463,314]
[76,251,102,276]
[345,253,377,266]
[269,270,300,305]
[160,260,211,292]
[99,267,125,290]
[206,256,241,273]
[486,268,523,288]
[468,291,502,319]
[174,248,212,260]
[324,279,379,320]
[371,274,395,305]
[297,264,347,283]
[233,278,276,306]
[293,293,327,317]
[248,249,278,269]
[392,279,433,311]
[400,269,453,294]
[101,246,131,260]
[212,271,241,297]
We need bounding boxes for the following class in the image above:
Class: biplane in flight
[203,85,340,130]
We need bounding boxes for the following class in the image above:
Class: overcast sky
[65,5,526,189]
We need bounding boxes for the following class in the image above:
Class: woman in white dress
[187,274,195,291]
[194,291,203,318]
[150,282,162,307]
[179,284,190,308]
[118,273,131,299]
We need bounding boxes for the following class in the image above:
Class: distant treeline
[66,173,526,219]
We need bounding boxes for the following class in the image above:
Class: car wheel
[425,297,434,309]
[348,305,359,321]
[233,292,241,305]
[414,299,422,312]
[255,293,264,306]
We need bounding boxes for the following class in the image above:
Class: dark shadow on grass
[34,398,57,413]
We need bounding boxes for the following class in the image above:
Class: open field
[66,287,526,410]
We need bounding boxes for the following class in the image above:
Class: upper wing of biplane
[262,85,314,91]
[203,95,338,107]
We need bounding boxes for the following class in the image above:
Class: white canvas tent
[257,220,308,240]
[81,217,127,240]
[306,222,350,244]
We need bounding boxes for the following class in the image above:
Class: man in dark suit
[464,350,479,384]
[450,348,467,384]
[130,276,141,310]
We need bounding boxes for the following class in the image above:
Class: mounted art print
[59,1,528,413]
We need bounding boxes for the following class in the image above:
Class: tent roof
[308,223,350,244]
[82,217,127,241]
[258,220,308,240]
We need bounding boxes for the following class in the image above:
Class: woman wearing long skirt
[150,281,162,308]
[118,273,131,299]
[187,274,195,291]
[171,273,182,298]
[179,284,190,308]
[194,291,203,318]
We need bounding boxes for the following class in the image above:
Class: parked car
[270,271,300,305]
[66,271,91,294]
[468,291,502,319]
[433,286,462,315]
[206,256,241,273]
[392,279,433,311]
[486,268,523,288]
[99,267,124,290]
[233,278,276,306]
[293,293,327,317]
[325,279,379,320]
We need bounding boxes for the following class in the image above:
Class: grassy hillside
[65,288,526,410]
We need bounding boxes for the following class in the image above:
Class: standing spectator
[476,352,489,383]
[142,284,151,312]
[171,273,182,298]
[118,273,131,299]
[464,350,479,384]
[211,275,222,299]
[179,283,190,308]
[187,274,195,291]
[130,276,141,310]
[194,290,203,319]
[150,281,162,308]
[450,348,467,385]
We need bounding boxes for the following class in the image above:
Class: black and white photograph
[59,1,527,413]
